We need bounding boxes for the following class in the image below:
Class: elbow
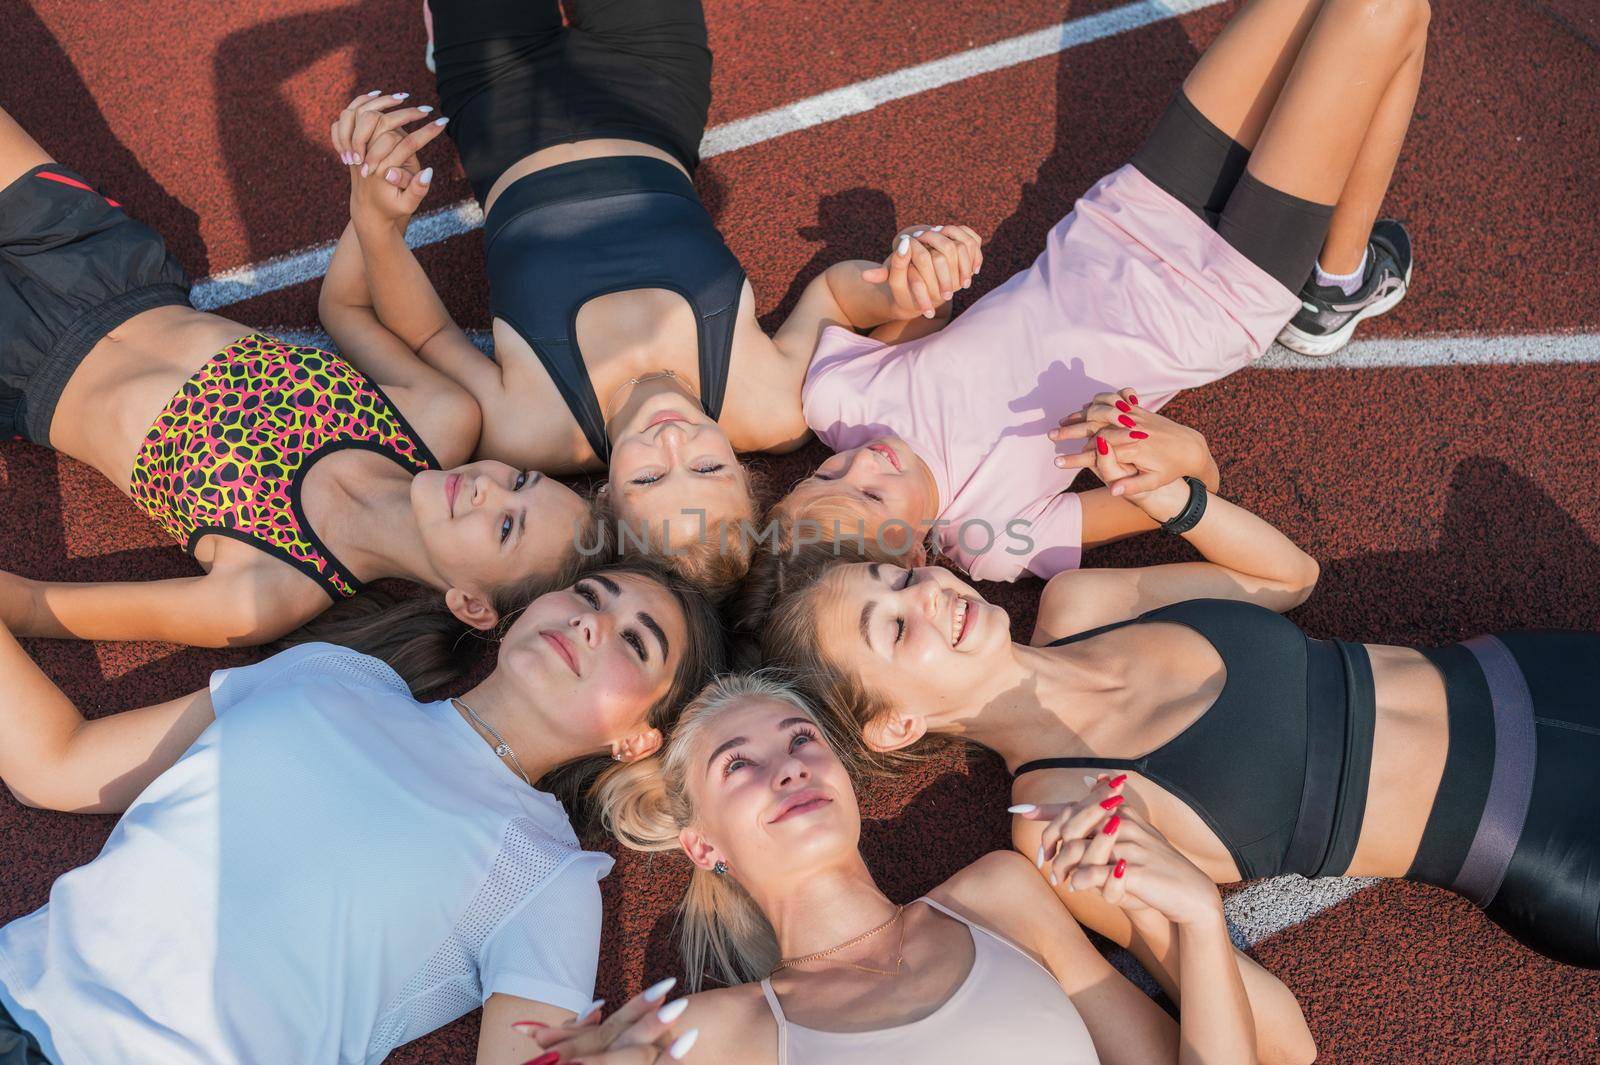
[1263,1021,1318,1065]
[1291,555,1321,607]
[6,781,43,810]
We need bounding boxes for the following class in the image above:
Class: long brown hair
[287,559,727,835]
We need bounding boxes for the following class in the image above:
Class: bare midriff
[48,304,251,491]
[481,137,689,216]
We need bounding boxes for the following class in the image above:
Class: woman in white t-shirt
[0,561,723,1065]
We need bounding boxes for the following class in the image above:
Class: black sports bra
[1014,599,1376,881]
[483,155,746,461]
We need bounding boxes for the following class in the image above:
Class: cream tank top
[758,897,1100,1064]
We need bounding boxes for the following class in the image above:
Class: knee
[1343,0,1431,54]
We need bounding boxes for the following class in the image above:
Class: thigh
[0,107,53,194]
[1182,0,1325,149]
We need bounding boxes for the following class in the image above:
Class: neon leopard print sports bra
[128,334,438,600]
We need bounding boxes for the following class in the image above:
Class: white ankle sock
[1314,249,1368,296]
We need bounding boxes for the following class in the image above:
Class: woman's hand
[1051,389,1216,499]
[861,224,983,320]
[514,981,698,1065]
[330,90,449,228]
[1012,779,1226,928]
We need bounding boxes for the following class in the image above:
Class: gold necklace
[773,904,909,977]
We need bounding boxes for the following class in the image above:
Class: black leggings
[430,0,713,204]
[1131,90,1333,293]
[1411,631,1600,968]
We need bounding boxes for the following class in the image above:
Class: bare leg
[0,105,54,191]
[1245,0,1430,269]
[1181,0,1328,150]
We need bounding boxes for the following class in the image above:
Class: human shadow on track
[979,5,1202,294]
[0,3,205,272]
[1295,457,1600,645]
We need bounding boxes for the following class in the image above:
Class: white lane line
[190,0,1225,312]
[267,328,1600,369]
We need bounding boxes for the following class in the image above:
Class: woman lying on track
[0,103,596,648]
[345,0,979,596]
[759,399,1600,1005]
[517,674,1290,1064]
[764,0,1426,583]
[0,563,722,1065]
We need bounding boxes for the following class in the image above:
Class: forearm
[1174,913,1259,1065]
[353,216,456,351]
[823,259,947,331]
[1124,909,1314,1065]
[1139,481,1319,598]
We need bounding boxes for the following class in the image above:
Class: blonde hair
[595,672,865,989]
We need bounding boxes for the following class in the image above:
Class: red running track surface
[1,0,1598,1060]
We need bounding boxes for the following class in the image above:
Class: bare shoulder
[927,851,1066,958]
[679,983,780,1065]
[1033,568,1141,645]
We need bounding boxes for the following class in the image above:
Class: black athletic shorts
[431,0,713,205]
[0,164,191,445]
[1131,90,1334,293]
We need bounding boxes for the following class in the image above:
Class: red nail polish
[1096,437,1109,455]
[1103,815,1121,835]
[1117,414,1136,428]
[1129,431,1148,440]
[1113,858,1127,879]
[1100,795,1125,810]
[1109,774,1128,788]
[523,1053,561,1065]
[1127,394,1138,407]
[512,1021,549,1032]
[1115,400,1131,412]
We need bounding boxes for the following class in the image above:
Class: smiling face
[812,561,1011,736]
[682,695,861,885]
[494,570,689,750]
[780,436,939,556]
[411,461,591,597]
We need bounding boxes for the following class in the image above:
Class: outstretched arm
[0,622,216,813]
[1035,394,1318,641]
[771,225,983,364]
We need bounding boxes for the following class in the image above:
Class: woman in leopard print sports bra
[0,103,594,648]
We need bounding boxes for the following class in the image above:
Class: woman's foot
[1277,218,1412,357]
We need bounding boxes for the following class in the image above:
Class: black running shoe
[1277,218,1412,357]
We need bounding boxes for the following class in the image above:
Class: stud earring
[713,860,728,876]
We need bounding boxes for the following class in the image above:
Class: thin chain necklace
[452,697,533,788]
[773,904,909,977]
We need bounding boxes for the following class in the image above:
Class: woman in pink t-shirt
[766,0,1429,585]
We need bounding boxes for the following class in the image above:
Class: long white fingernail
[933,225,944,231]
[435,116,450,126]
[1083,776,1098,788]
[1036,845,1046,867]
[1008,804,1036,814]
[923,309,935,319]
[385,168,401,183]
[418,104,434,113]
[912,229,925,237]
[1049,872,1058,886]
[367,89,382,96]
[897,235,910,256]
[644,976,677,1003]
[941,291,953,300]
[360,164,370,177]
[393,91,409,100]
[657,998,689,1024]
[419,167,434,184]
[669,1029,700,1060]
[579,998,605,1020]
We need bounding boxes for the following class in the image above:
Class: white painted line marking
[266,328,1600,369]
[190,0,1225,311]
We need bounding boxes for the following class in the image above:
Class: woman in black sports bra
[338,0,978,598]
[752,391,1600,1050]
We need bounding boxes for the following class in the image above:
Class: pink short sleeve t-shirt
[802,164,1299,582]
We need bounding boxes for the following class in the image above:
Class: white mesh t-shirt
[0,643,613,1065]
